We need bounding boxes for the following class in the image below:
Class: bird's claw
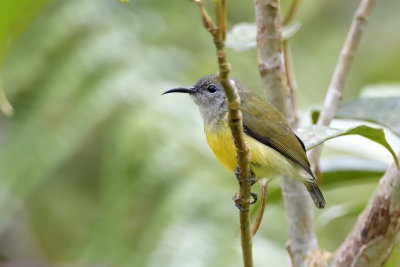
[234,166,240,182]
[246,174,256,184]
[232,192,258,212]
[232,193,247,212]
[250,192,258,204]
[235,166,256,185]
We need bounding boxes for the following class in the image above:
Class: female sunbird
[163,74,325,209]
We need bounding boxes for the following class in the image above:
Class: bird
[163,74,325,209]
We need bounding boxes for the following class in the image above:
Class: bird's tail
[305,182,326,209]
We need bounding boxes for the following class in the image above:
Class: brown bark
[335,162,400,266]
[196,1,254,266]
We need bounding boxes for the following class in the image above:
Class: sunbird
[163,74,325,209]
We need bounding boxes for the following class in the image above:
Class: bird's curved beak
[162,86,196,95]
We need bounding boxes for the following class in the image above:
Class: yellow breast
[205,122,298,180]
[205,126,238,172]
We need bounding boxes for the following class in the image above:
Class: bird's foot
[234,166,240,182]
[250,192,257,204]
[232,193,247,212]
[232,193,258,212]
[235,166,256,185]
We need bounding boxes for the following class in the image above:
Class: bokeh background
[0,0,400,266]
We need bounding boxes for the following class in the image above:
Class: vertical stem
[317,0,376,126]
[196,1,253,266]
[221,0,227,41]
[281,178,318,266]
[254,1,318,266]
[254,0,288,114]
[283,40,300,128]
[239,200,253,267]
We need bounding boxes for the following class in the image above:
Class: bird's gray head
[163,74,228,125]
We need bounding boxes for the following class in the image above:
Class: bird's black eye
[207,84,217,93]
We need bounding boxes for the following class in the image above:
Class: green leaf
[312,86,400,136]
[337,97,400,137]
[296,125,399,168]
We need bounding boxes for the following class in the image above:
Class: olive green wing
[240,92,313,177]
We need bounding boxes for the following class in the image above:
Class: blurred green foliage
[313,97,400,137]
[0,0,399,266]
[0,0,50,62]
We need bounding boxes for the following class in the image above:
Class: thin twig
[283,0,299,26]
[251,178,269,236]
[195,1,253,267]
[221,0,227,41]
[317,0,376,127]
[308,0,376,171]
[216,1,222,37]
[283,40,300,128]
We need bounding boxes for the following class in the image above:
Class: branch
[251,178,269,236]
[334,160,400,266]
[318,0,375,126]
[283,0,301,128]
[308,0,376,169]
[254,0,288,114]
[254,1,319,265]
[283,40,300,128]
[195,1,254,266]
[282,0,299,26]
[282,179,319,266]
[299,0,400,264]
